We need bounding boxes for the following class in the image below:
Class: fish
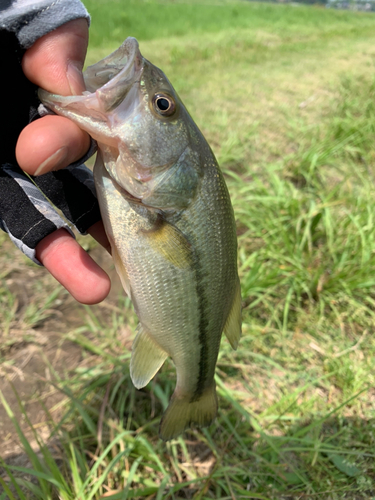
[39,37,242,441]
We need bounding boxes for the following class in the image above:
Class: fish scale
[39,37,242,441]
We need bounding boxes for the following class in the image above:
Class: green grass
[1,0,375,498]
[83,0,375,47]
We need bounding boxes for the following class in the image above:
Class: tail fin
[159,384,218,441]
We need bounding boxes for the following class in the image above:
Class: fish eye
[152,93,176,117]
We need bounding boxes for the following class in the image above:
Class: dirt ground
[0,240,123,461]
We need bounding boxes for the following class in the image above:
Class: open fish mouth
[38,37,144,117]
[84,37,143,93]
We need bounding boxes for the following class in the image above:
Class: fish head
[39,37,204,210]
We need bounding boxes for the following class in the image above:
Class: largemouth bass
[39,37,242,441]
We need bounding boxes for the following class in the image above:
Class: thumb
[22,18,88,95]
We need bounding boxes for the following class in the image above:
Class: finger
[16,115,90,175]
[18,19,91,174]
[22,18,89,95]
[36,228,111,305]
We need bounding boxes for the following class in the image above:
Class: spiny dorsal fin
[130,325,168,389]
[223,278,242,350]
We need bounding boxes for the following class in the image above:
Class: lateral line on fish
[190,248,210,402]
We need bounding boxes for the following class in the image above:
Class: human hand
[16,19,111,305]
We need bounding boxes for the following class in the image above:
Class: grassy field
[1,0,375,498]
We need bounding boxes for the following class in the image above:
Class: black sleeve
[0,30,101,265]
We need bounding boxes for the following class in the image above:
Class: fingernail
[67,62,85,94]
[35,147,68,176]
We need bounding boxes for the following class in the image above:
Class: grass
[83,0,375,47]
[1,0,375,498]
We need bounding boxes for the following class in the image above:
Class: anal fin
[130,325,168,389]
[223,278,242,350]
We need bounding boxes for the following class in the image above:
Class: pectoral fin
[142,217,192,269]
[223,279,242,350]
[130,325,168,389]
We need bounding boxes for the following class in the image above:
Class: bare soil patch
[0,240,122,460]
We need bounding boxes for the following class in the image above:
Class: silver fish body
[39,38,242,440]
